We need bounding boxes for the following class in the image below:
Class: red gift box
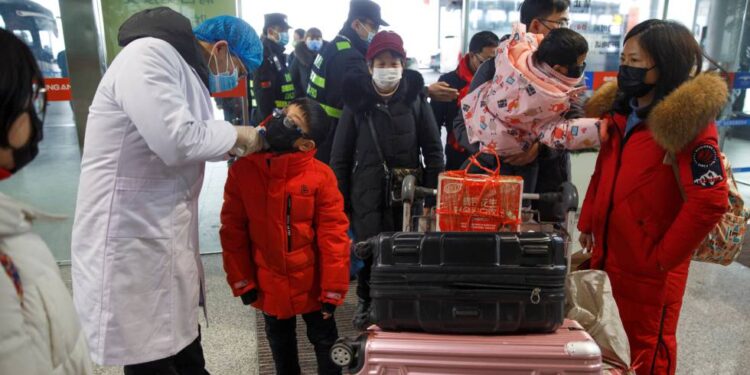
[436,152,523,232]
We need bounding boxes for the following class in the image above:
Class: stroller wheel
[330,342,354,367]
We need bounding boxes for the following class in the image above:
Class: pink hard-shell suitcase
[331,319,602,374]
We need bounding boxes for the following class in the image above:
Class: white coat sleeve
[0,269,39,374]
[114,43,237,167]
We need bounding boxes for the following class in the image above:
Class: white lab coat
[71,37,237,365]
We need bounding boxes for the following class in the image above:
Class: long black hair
[614,20,703,116]
[0,28,43,147]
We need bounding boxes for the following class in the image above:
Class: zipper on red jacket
[601,115,640,268]
[286,194,292,252]
[649,305,670,374]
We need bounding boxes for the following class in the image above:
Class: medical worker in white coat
[71,8,264,372]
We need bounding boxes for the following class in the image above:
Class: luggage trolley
[397,174,580,271]
[334,177,591,374]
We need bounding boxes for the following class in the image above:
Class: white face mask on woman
[372,67,403,92]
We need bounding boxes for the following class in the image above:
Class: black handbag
[366,114,421,207]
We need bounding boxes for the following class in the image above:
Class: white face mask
[372,67,403,91]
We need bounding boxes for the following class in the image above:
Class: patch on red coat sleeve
[691,144,724,187]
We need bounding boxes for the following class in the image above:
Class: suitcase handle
[393,246,419,256]
[452,307,481,318]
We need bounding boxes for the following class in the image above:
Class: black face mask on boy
[264,109,306,153]
[565,62,586,79]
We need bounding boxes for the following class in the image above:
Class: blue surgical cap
[194,16,263,73]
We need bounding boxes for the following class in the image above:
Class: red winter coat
[220,150,350,319]
[579,74,729,375]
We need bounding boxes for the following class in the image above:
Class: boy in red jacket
[220,98,350,375]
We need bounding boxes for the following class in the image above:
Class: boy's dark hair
[614,19,703,117]
[0,28,43,147]
[290,98,329,146]
[534,28,588,68]
[520,0,571,28]
[294,28,305,39]
[469,31,500,54]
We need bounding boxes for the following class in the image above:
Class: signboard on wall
[99,0,236,65]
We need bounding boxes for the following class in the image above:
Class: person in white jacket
[71,8,265,373]
[0,28,93,375]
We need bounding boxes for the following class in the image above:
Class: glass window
[464,0,664,72]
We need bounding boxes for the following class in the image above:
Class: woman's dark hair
[520,0,570,28]
[0,28,43,147]
[534,28,588,68]
[469,31,500,54]
[289,97,329,145]
[294,28,305,39]
[614,19,703,116]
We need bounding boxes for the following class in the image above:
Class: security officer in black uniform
[252,13,297,124]
[306,0,388,164]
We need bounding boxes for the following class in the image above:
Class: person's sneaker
[352,298,372,331]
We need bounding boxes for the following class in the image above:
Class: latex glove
[579,233,594,253]
[240,289,258,305]
[505,142,540,166]
[231,126,265,157]
[428,82,459,102]
[321,303,337,320]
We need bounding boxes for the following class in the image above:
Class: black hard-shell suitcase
[362,231,566,334]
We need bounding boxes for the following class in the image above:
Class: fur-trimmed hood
[584,73,729,153]
[342,69,425,111]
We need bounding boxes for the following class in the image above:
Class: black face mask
[565,62,586,79]
[618,65,656,98]
[3,109,44,175]
[265,115,302,153]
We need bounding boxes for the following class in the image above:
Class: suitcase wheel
[330,342,355,367]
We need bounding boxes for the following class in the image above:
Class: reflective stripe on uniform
[275,100,289,108]
[284,73,292,82]
[310,71,326,89]
[314,55,323,69]
[336,41,351,51]
[307,85,318,98]
[281,84,295,93]
[284,92,296,100]
[320,103,342,118]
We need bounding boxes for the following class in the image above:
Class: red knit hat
[365,31,406,61]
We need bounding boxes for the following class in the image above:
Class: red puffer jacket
[220,150,350,319]
[579,74,729,375]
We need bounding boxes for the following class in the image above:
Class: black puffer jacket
[330,69,444,240]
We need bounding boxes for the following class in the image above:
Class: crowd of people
[0,0,732,374]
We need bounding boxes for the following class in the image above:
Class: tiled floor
[57,255,750,375]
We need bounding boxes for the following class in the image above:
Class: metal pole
[662,0,670,20]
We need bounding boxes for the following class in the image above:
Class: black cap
[264,13,291,31]
[348,0,389,27]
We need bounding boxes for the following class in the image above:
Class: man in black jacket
[431,31,499,170]
[306,0,387,163]
[453,0,578,221]
[308,0,460,164]
[252,13,296,124]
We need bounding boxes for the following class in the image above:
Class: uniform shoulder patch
[691,144,724,187]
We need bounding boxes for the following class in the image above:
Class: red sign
[45,78,72,101]
[210,77,248,98]
[592,71,618,90]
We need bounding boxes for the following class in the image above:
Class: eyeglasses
[32,84,47,122]
[272,108,311,138]
[538,18,570,29]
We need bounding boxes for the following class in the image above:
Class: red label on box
[44,78,72,101]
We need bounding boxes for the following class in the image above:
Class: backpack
[670,152,750,265]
